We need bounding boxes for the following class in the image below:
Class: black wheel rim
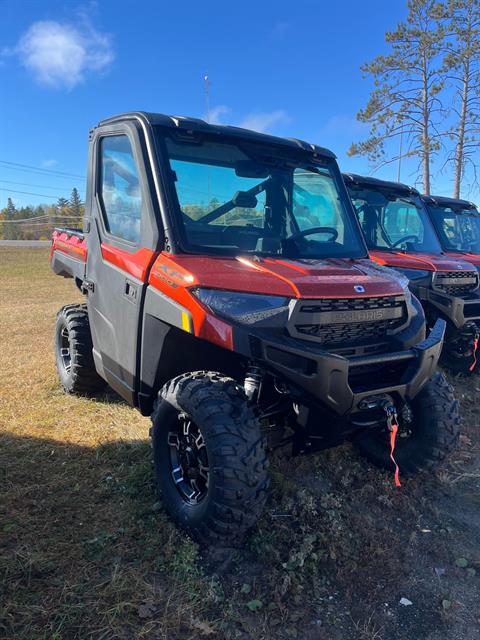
[168,413,209,505]
[59,325,72,375]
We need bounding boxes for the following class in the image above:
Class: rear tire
[151,371,269,546]
[54,304,106,395]
[355,372,460,474]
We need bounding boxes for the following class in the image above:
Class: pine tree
[443,0,480,198]
[55,196,70,227]
[348,0,446,194]
[68,188,83,220]
[6,197,16,219]
[4,198,18,240]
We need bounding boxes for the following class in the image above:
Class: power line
[0,164,83,181]
[0,160,86,180]
[1,215,49,222]
[1,216,83,223]
[0,178,85,194]
[0,188,73,200]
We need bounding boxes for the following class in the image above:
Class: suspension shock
[244,365,264,401]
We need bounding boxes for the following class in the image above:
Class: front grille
[290,295,406,347]
[433,271,479,296]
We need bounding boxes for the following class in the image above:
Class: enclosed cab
[344,174,480,374]
[422,195,480,271]
[50,113,459,544]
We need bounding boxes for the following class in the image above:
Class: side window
[293,169,345,241]
[384,203,423,243]
[441,212,458,243]
[99,135,142,243]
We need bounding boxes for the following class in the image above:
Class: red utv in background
[344,174,480,374]
[422,195,480,270]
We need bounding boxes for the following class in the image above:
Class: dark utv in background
[51,113,460,544]
[344,174,480,374]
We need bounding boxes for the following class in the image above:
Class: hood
[442,251,480,267]
[370,250,477,272]
[169,254,407,298]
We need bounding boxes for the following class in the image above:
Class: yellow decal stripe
[181,312,192,333]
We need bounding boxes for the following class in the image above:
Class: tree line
[0,188,84,240]
[349,0,480,198]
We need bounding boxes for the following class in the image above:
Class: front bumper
[418,286,480,328]
[236,319,445,417]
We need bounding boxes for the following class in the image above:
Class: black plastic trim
[231,319,445,417]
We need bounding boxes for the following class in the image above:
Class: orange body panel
[100,244,156,281]
[51,230,87,261]
[370,250,477,273]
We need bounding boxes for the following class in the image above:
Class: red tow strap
[389,420,401,487]
[384,404,401,487]
[469,333,479,372]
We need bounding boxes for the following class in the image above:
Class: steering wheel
[289,226,338,242]
[392,234,419,248]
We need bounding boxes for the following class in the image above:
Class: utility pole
[204,74,211,123]
[203,73,212,201]
[397,123,404,183]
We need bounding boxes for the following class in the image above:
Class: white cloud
[201,106,291,133]
[206,105,231,124]
[239,110,291,133]
[5,19,114,89]
[41,158,57,168]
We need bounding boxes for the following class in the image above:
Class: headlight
[191,288,291,324]
[393,268,431,282]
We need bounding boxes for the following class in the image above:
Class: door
[85,123,160,403]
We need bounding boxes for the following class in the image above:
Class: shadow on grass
[2,425,479,640]
[86,387,130,406]
[0,431,222,640]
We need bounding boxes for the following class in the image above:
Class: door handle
[82,279,95,293]
[124,279,138,301]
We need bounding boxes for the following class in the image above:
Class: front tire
[151,371,269,546]
[440,324,479,374]
[355,372,460,474]
[54,304,106,395]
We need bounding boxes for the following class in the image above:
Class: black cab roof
[96,111,336,160]
[343,173,420,196]
[421,194,477,210]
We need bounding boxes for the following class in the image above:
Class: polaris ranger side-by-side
[344,174,480,375]
[422,195,480,269]
[51,113,459,544]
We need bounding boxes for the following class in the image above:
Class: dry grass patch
[0,249,222,639]
[1,247,480,640]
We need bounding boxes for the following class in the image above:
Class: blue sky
[1,0,477,210]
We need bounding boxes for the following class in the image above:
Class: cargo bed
[51,227,87,281]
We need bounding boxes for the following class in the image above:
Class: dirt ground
[1,246,479,640]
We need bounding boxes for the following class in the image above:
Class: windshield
[426,204,480,253]
[158,133,366,259]
[349,188,442,254]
